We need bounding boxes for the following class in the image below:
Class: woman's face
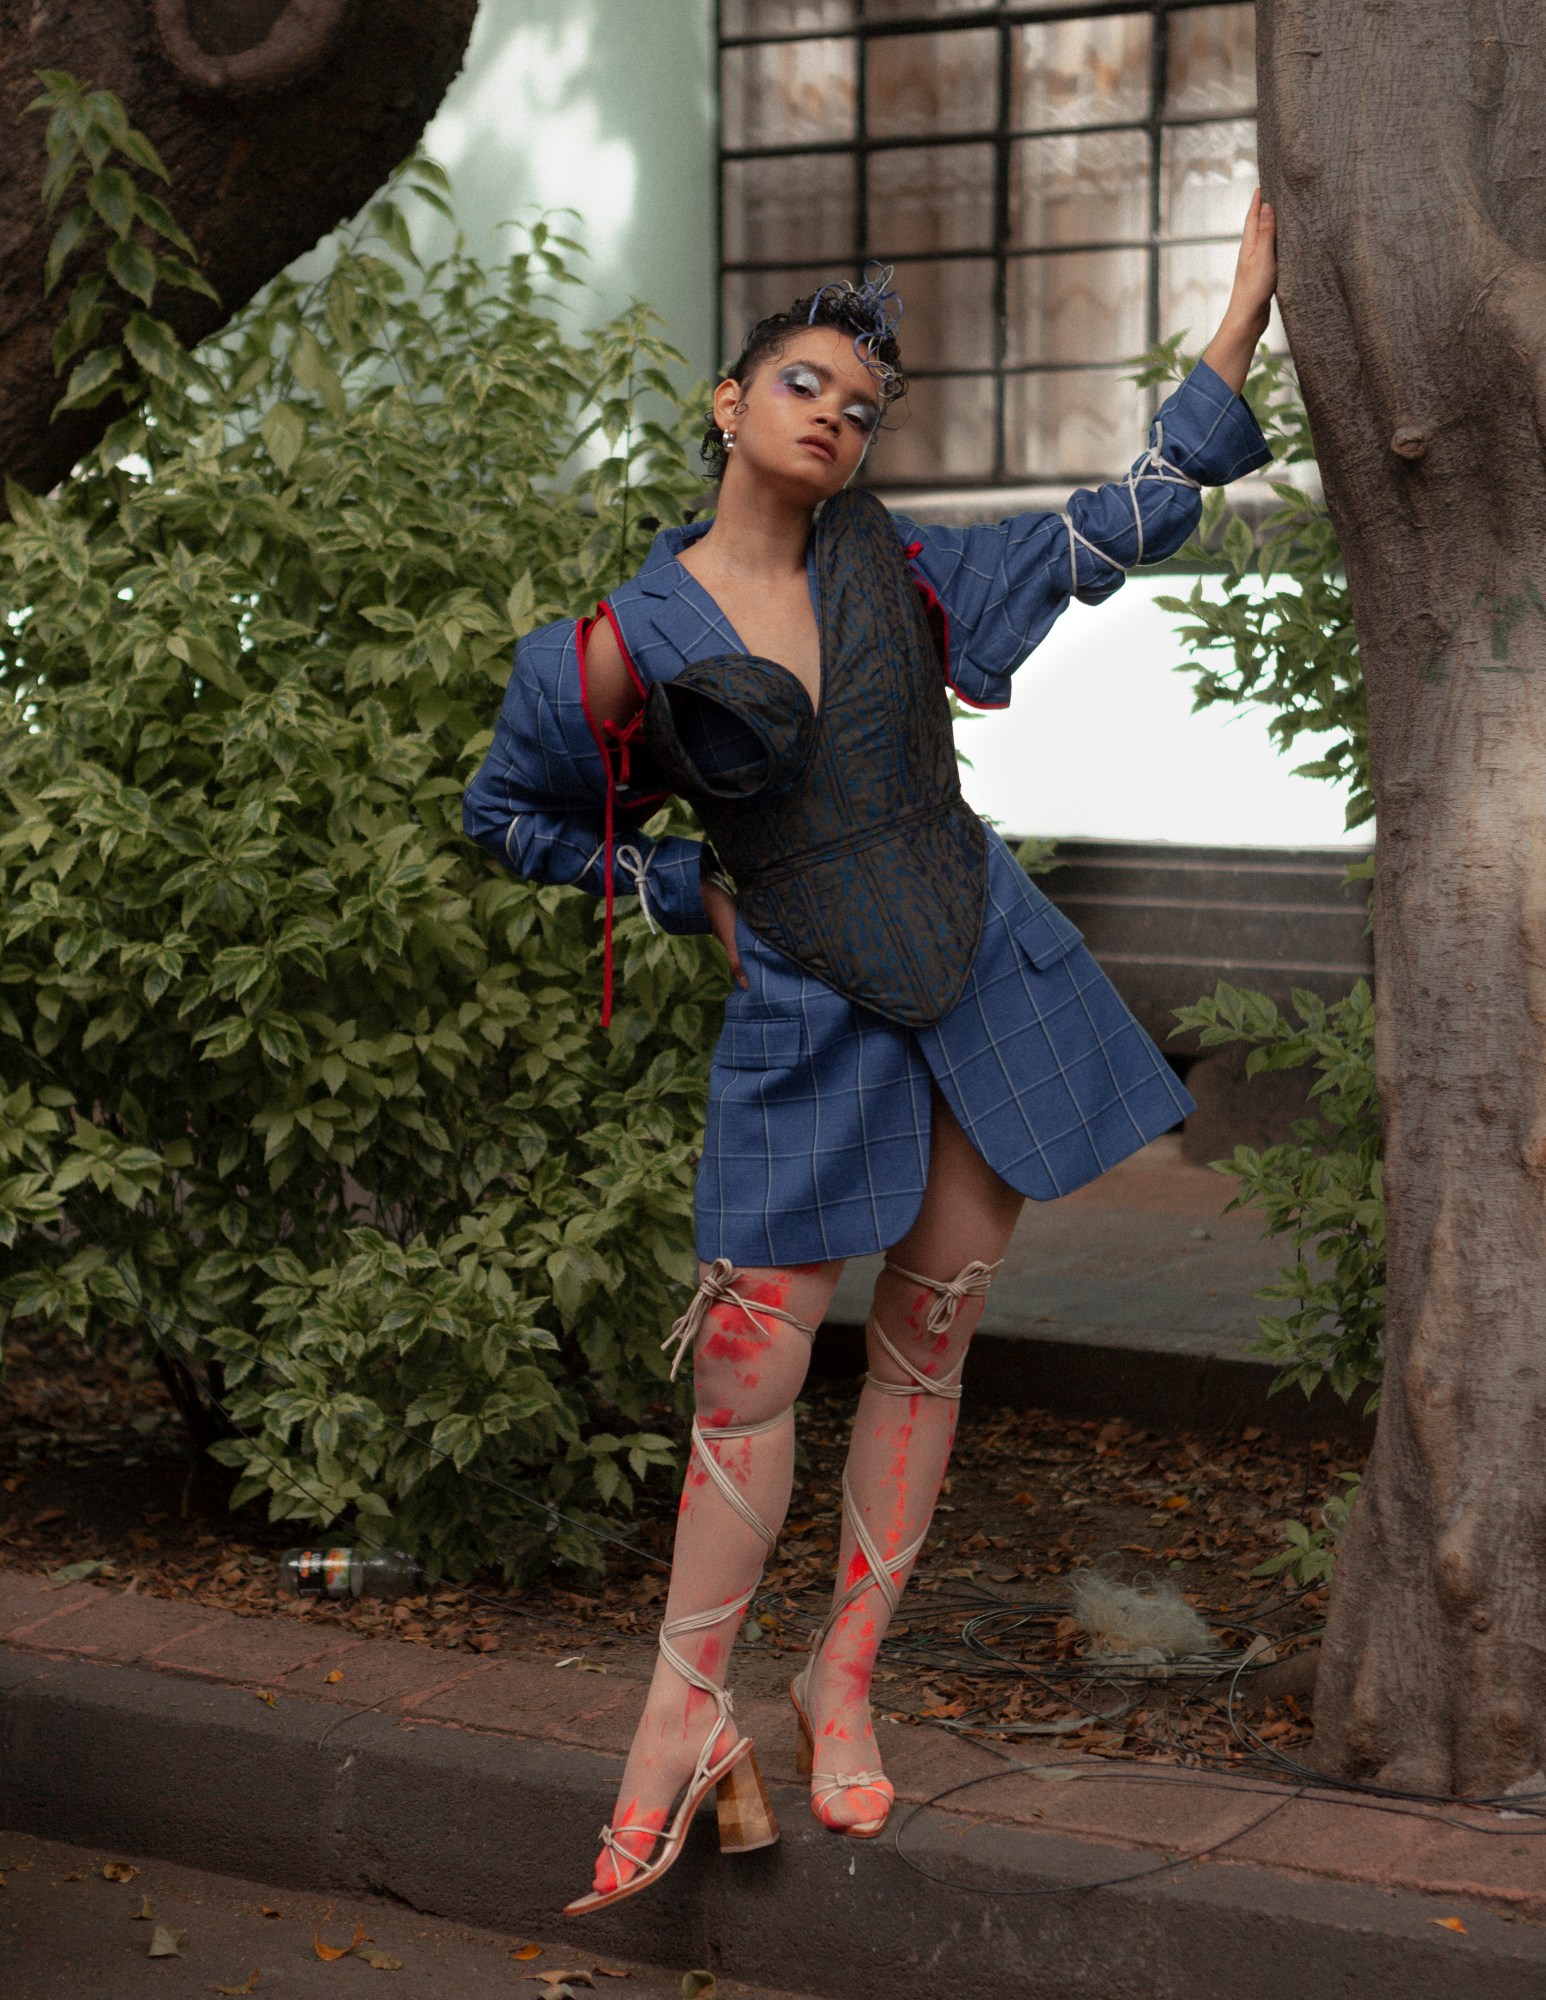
[715,327,882,501]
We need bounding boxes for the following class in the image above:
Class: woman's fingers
[702,877,749,988]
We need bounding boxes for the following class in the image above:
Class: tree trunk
[1258,0,1546,1795]
[0,0,478,492]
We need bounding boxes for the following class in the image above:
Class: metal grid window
[718,1,1260,490]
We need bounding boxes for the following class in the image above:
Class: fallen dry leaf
[101,1861,137,1883]
[1433,1917,1468,1935]
[682,1975,716,2000]
[313,1906,370,1961]
[133,1893,156,1921]
[148,1924,186,1958]
[59,1871,83,1882]
[527,1975,593,1991]
[255,1690,278,1708]
[214,1972,261,1995]
[323,1669,344,1685]
[468,1633,500,1653]
[259,1906,282,1919]
[592,1969,628,1981]
[512,1943,543,1961]
[357,1945,403,1970]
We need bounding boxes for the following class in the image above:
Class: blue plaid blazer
[464,361,1271,1265]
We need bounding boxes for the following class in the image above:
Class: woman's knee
[689,1260,840,1421]
[866,1250,1001,1390]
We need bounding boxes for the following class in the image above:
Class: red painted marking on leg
[594,1796,669,1892]
[740,1273,792,1311]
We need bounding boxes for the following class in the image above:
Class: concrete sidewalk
[822,1136,1368,1443]
[5,1567,1545,2000]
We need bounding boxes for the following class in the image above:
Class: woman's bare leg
[801,1089,1022,1830]
[590,1259,843,1894]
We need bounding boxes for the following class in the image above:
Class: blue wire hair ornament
[805,261,905,401]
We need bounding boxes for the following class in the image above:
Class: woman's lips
[799,433,836,462]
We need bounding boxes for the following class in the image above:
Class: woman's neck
[689,469,814,582]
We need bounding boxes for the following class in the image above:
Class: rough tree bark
[0,0,479,492]
[1258,0,1546,1795]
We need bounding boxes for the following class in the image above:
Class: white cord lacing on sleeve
[613,844,660,934]
[1060,419,1203,594]
[503,815,523,864]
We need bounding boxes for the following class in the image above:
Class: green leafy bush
[1134,339,1383,1415]
[1174,981,1383,1410]
[0,80,725,1577]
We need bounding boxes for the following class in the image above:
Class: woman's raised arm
[1200,189,1278,395]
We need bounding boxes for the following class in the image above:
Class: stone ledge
[5,1612,1546,1999]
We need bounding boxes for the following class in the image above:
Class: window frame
[716,0,1259,491]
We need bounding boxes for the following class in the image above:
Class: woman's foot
[793,1595,896,1835]
[591,1651,732,1893]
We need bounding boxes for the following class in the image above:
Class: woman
[464,193,1277,1913]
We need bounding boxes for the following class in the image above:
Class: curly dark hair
[700,277,908,480]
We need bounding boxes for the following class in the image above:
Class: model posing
[465,193,1277,1912]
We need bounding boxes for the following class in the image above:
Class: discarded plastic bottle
[279,1546,425,1601]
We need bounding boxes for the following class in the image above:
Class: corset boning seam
[723,797,971,890]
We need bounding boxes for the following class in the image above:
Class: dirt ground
[0,1322,1362,1771]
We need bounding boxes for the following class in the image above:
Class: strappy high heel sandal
[791,1258,999,1840]
[568,1263,819,1915]
[564,1587,779,1915]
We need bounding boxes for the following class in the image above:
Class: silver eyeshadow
[776,362,879,434]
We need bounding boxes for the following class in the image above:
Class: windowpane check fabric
[463,361,1270,1265]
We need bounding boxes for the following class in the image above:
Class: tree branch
[154,0,353,96]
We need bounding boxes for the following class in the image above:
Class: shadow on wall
[418,0,716,374]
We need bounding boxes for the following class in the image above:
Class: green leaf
[106,235,158,306]
[52,345,126,414]
[122,311,184,384]
[260,399,306,473]
[289,327,346,419]
[86,164,137,236]
[117,125,170,182]
[130,186,192,253]
[44,204,95,294]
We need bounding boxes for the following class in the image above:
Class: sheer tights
[592,1089,1023,1884]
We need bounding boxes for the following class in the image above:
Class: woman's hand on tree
[1201,189,1278,394]
[702,875,748,989]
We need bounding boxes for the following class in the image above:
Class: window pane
[723,154,856,264]
[1165,4,1257,117]
[864,0,999,17]
[1159,239,1286,354]
[867,143,994,254]
[1006,249,1147,366]
[887,258,995,369]
[1160,117,1257,236]
[721,265,836,359]
[866,28,998,139]
[875,374,996,483]
[722,39,857,149]
[723,0,855,31]
[1011,14,1151,131]
[1010,129,1150,248]
[1005,368,1137,482]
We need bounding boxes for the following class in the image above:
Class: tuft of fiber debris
[1070,1569,1217,1663]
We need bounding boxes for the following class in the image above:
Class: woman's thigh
[888,1086,1024,1273]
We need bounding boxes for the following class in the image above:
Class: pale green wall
[418,0,717,377]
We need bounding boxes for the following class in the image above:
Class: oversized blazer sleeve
[461,613,711,936]
[893,360,1273,710]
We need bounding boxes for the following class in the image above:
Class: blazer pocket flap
[724,1017,804,1068]
[1009,897,1084,970]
